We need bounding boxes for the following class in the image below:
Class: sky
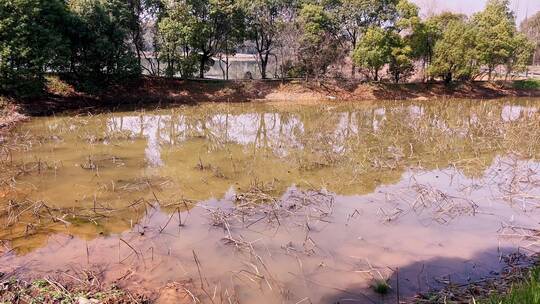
[412,0,540,24]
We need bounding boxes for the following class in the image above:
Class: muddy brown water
[1,99,540,303]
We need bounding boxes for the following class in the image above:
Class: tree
[428,19,478,83]
[0,0,70,95]
[388,0,417,83]
[242,0,292,79]
[182,0,244,78]
[394,0,420,31]
[408,12,466,81]
[333,0,400,77]
[124,0,166,74]
[157,2,199,78]
[353,27,393,81]
[472,0,516,80]
[520,11,540,65]
[388,39,414,83]
[214,0,245,80]
[68,0,140,85]
[504,33,534,79]
[297,3,343,81]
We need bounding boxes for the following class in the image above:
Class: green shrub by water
[513,79,540,90]
[484,267,540,304]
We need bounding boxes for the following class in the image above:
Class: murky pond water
[1,99,540,303]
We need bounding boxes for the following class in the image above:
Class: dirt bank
[9,76,540,116]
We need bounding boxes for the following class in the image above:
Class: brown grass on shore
[0,97,26,132]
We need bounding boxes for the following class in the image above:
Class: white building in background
[140,53,279,80]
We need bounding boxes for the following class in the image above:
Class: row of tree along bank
[1,0,539,97]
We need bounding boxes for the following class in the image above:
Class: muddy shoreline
[1,85,540,304]
[6,76,540,116]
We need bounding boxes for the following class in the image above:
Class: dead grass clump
[80,154,126,170]
[205,186,334,241]
[494,156,540,209]
[235,179,278,206]
[82,132,138,145]
[0,197,151,243]
[411,183,478,224]
[499,223,540,251]
[0,271,150,304]
[115,176,173,193]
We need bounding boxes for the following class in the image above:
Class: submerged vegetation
[1,1,540,303]
[0,100,539,302]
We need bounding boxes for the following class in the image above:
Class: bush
[0,0,70,96]
[0,0,140,97]
[513,79,540,90]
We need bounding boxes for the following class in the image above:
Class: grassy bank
[416,254,540,304]
[513,79,540,90]
[485,266,540,304]
[0,275,150,304]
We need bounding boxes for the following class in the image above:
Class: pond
[1,99,540,303]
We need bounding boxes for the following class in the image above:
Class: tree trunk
[199,55,206,79]
[259,52,269,79]
[225,53,229,80]
[351,34,357,78]
[218,56,225,79]
[444,72,452,84]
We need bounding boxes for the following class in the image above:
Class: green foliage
[424,0,535,83]
[484,267,540,304]
[0,0,70,96]
[68,0,140,86]
[242,0,290,79]
[504,33,535,78]
[182,0,245,78]
[472,0,517,80]
[408,12,465,64]
[299,4,332,44]
[353,27,394,81]
[428,19,479,83]
[513,79,540,90]
[520,11,540,65]
[350,0,417,82]
[388,41,414,83]
[0,0,140,96]
[297,4,343,80]
[395,0,420,30]
[0,0,537,89]
[157,2,199,78]
[372,280,391,295]
[332,0,400,76]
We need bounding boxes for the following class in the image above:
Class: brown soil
[6,76,539,116]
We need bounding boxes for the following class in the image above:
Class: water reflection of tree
[4,100,540,254]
